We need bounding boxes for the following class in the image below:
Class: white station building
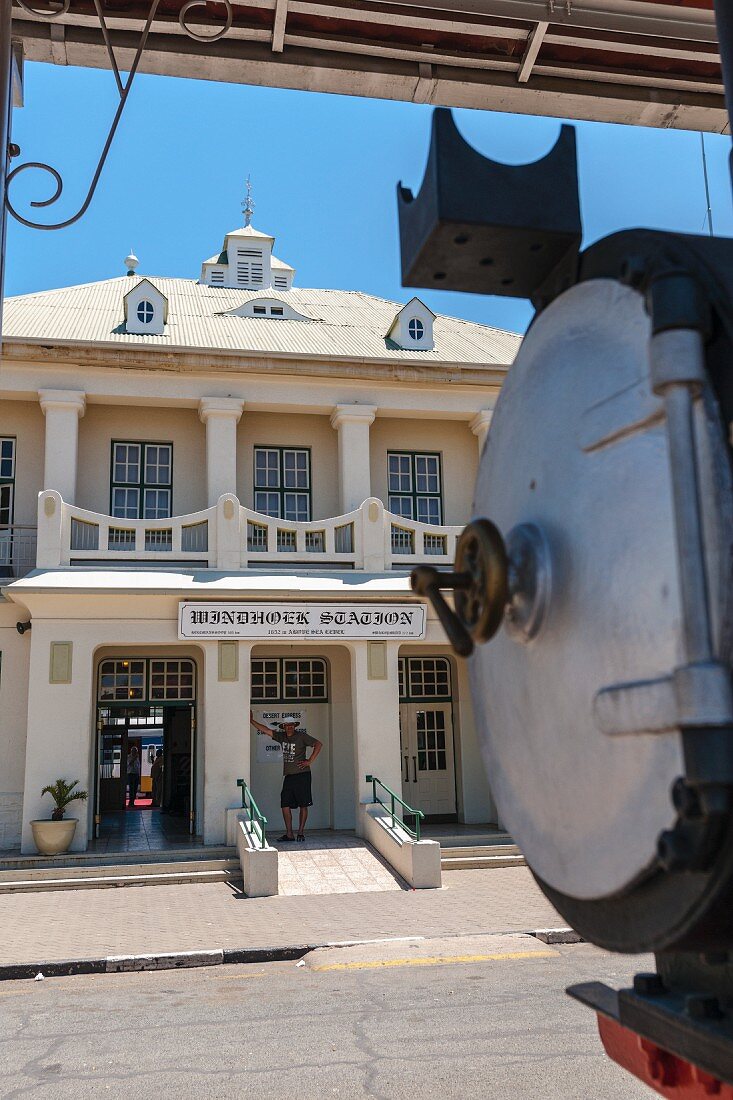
[0,208,519,856]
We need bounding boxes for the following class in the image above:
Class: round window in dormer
[408,317,424,341]
[137,300,154,324]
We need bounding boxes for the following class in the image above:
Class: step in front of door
[0,859,242,893]
[440,844,525,871]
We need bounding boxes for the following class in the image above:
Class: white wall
[0,601,31,849]
[76,405,206,515]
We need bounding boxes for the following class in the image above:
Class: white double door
[400,702,457,817]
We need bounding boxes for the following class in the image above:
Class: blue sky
[5,60,733,335]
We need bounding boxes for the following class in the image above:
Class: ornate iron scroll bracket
[6,0,238,231]
[6,0,162,230]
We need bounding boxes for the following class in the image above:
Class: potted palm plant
[31,779,88,856]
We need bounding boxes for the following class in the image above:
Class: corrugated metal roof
[3,276,521,365]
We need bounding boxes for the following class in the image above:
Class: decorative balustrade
[35,491,461,573]
[0,526,38,581]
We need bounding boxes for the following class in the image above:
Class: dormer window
[137,300,154,325]
[228,298,310,321]
[253,305,267,315]
[385,296,436,351]
[271,306,283,317]
[123,278,168,336]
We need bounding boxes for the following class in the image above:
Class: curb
[0,944,318,982]
[0,928,582,981]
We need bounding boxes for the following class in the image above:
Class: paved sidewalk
[0,866,562,967]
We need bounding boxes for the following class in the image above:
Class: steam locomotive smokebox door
[397,109,581,301]
[464,233,733,954]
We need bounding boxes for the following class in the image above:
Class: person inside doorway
[126,745,141,808]
[249,710,322,842]
[151,748,164,808]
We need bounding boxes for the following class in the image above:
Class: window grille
[388,451,443,525]
[150,659,195,701]
[254,447,311,522]
[251,657,328,702]
[399,657,451,701]
[417,709,447,772]
[111,441,172,520]
[98,659,146,701]
[0,438,15,528]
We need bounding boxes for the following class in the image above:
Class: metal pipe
[664,380,713,665]
[0,0,13,362]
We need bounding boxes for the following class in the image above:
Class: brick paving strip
[0,866,564,978]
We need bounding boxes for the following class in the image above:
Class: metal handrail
[365,774,424,841]
[236,778,268,849]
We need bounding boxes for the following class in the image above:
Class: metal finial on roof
[124,249,139,276]
[242,175,255,227]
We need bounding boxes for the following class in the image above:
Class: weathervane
[242,176,255,227]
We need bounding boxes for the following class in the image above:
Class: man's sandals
[277,833,295,842]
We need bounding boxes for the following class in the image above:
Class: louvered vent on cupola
[273,274,288,289]
[236,248,264,287]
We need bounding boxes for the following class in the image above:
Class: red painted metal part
[597,1014,733,1099]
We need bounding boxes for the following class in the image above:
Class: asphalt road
[0,935,654,1099]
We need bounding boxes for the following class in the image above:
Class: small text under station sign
[178,602,426,640]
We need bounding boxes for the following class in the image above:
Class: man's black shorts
[281,771,313,809]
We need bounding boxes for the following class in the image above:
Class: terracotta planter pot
[30,818,77,856]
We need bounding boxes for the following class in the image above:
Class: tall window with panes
[388,452,443,524]
[254,447,311,521]
[111,442,172,519]
[0,438,14,529]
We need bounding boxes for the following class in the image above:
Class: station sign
[178,601,426,640]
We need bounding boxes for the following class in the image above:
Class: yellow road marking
[310,949,556,972]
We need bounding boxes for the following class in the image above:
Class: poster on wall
[179,602,426,640]
[252,708,309,764]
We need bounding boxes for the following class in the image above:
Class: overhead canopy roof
[11,0,726,133]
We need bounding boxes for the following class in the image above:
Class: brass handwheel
[454,520,509,644]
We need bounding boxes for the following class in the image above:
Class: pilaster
[38,389,85,504]
[330,404,377,513]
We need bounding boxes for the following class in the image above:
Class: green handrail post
[236,778,268,849]
[365,774,424,841]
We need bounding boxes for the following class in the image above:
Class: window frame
[253,445,312,522]
[0,437,16,528]
[97,657,196,704]
[250,657,329,703]
[408,317,425,341]
[387,450,443,525]
[399,656,452,702]
[136,299,155,325]
[110,440,173,520]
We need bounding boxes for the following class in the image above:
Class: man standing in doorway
[250,711,322,842]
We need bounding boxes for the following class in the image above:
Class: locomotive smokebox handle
[411,519,551,657]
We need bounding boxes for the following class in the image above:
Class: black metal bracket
[396,108,581,306]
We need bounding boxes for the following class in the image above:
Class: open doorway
[95,705,196,849]
[94,656,198,851]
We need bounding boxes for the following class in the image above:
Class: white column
[38,389,85,504]
[202,640,252,845]
[470,409,494,459]
[330,404,377,513]
[199,397,244,506]
[350,641,402,827]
